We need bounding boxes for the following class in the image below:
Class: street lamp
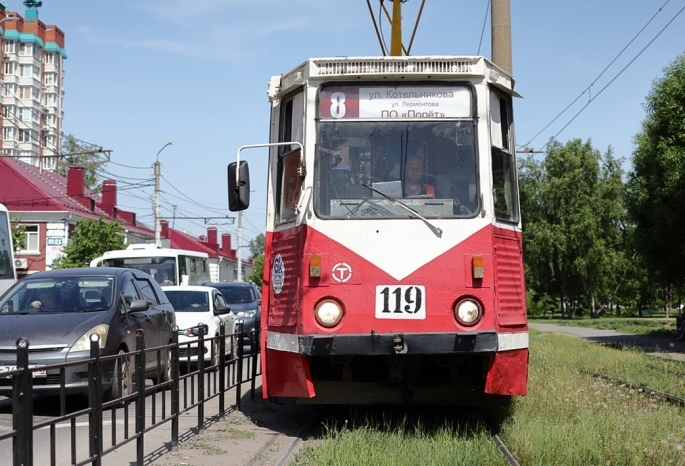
[154,141,175,247]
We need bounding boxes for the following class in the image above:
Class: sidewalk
[97,377,316,466]
[529,322,685,362]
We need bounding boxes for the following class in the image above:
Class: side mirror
[129,299,150,312]
[214,305,232,316]
[228,161,250,211]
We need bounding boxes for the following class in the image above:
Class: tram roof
[269,55,519,100]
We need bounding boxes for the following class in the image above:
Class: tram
[228,10,527,407]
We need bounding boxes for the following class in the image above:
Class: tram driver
[403,154,436,198]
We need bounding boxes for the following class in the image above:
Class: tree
[247,254,264,287]
[10,219,26,252]
[248,233,265,260]
[626,53,685,292]
[52,217,125,268]
[56,134,107,191]
[519,139,629,318]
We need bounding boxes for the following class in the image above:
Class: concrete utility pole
[154,142,175,247]
[491,0,513,75]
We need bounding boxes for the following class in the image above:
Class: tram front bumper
[266,331,502,356]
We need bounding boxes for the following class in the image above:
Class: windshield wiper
[362,184,443,237]
[80,308,109,313]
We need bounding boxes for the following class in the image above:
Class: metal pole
[491,0,513,74]
[237,212,242,281]
[154,142,175,247]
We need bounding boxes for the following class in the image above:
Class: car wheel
[152,346,172,386]
[104,349,133,402]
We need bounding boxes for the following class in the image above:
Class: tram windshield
[315,120,477,219]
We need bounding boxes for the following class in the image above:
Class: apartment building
[0,1,66,171]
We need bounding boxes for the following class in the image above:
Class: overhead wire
[522,0,677,151]
[477,0,491,55]
[537,1,685,153]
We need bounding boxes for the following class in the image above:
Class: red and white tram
[229,55,527,405]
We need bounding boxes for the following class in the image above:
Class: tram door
[267,90,305,329]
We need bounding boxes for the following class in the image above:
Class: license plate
[375,285,426,319]
[0,365,47,378]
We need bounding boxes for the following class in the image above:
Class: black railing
[0,322,261,466]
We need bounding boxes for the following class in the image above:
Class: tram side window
[492,148,519,223]
[276,91,304,224]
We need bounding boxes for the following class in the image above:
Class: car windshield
[0,275,115,315]
[216,286,255,304]
[165,290,210,312]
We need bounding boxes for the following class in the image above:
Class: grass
[530,315,678,338]
[291,331,685,466]
[290,409,507,466]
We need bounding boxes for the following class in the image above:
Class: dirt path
[105,381,316,466]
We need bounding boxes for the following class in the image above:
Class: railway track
[273,407,521,466]
[581,369,685,408]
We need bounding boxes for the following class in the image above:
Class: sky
[9,0,684,250]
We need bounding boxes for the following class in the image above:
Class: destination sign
[319,86,471,120]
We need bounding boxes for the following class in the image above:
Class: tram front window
[315,121,478,218]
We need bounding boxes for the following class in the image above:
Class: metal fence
[0,321,261,466]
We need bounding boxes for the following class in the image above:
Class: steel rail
[581,369,685,408]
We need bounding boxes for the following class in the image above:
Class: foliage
[10,218,25,252]
[51,217,125,268]
[519,139,629,318]
[55,134,107,191]
[248,233,265,259]
[247,254,264,287]
[625,52,685,286]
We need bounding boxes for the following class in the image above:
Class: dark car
[0,267,175,400]
[204,282,261,352]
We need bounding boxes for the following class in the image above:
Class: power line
[537,1,685,153]
[522,0,678,151]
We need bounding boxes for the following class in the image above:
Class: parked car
[204,282,261,352]
[163,286,236,364]
[0,267,175,400]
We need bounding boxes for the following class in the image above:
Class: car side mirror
[214,305,232,316]
[228,160,250,211]
[129,299,150,312]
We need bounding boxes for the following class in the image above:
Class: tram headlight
[454,299,482,326]
[315,299,344,327]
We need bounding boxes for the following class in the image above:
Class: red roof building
[0,157,153,276]
[0,157,252,281]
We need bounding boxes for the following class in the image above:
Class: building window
[20,225,39,253]
[44,52,54,64]
[19,107,34,122]
[18,43,33,57]
[3,105,16,118]
[44,73,56,86]
[18,150,36,166]
[19,87,33,99]
[19,64,33,77]
[45,114,57,128]
[43,93,57,107]
[43,134,56,149]
[2,127,15,141]
[4,40,16,54]
[18,129,34,143]
[4,62,15,75]
[2,83,16,97]
[43,156,57,170]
